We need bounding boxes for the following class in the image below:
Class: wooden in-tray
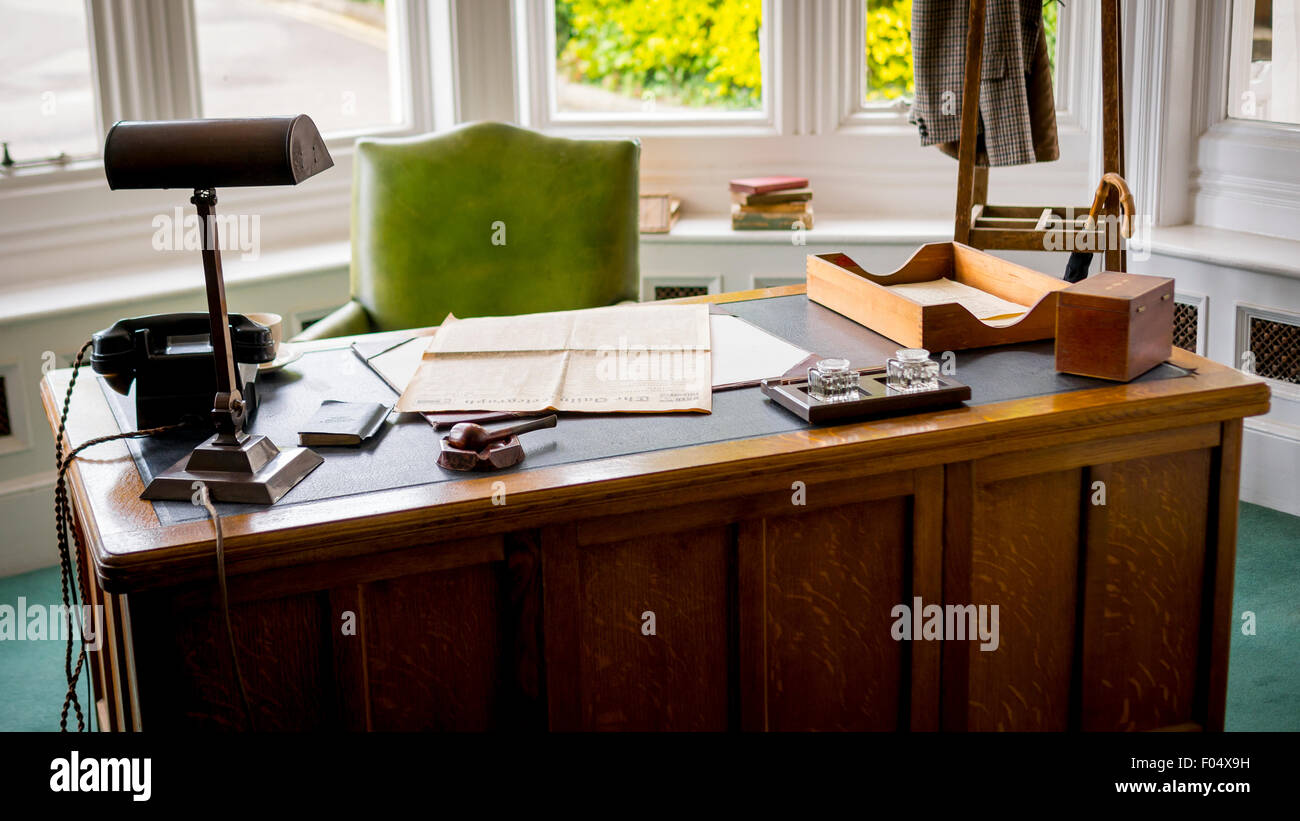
[806,241,1068,351]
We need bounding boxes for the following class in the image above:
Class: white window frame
[518,0,778,134]
[0,0,444,291]
[839,0,911,124]
[2,0,1102,296]
[1190,0,1300,241]
[507,0,1097,219]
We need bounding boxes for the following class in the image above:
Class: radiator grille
[653,285,709,301]
[1173,301,1199,353]
[0,376,10,437]
[1249,315,1300,384]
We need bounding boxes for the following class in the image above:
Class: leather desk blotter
[100,295,1190,524]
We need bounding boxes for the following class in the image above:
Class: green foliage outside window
[555,0,764,109]
[1043,0,1059,78]
[555,0,1059,110]
[865,0,913,101]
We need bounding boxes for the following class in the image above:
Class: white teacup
[244,312,283,357]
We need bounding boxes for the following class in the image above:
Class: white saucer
[259,342,304,372]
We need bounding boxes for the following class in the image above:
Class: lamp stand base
[142,433,323,504]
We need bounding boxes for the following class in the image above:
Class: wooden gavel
[445,414,558,451]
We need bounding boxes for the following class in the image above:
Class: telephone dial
[91,313,276,429]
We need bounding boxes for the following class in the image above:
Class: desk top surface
[42,284,1270,591]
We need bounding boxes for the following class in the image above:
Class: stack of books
[730,176,813,230]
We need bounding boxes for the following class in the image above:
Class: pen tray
[760,370,971,424]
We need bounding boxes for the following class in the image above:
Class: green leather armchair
[298,121,640,340]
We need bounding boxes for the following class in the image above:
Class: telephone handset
[91,312,276,429]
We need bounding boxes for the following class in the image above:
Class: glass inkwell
[807,358,858,402]
[762,348,968,423]
[886,348,940,393]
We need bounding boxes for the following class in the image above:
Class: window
[536,0,772,124]
[3,0,1096,292]
[1189,0,1300,241]
[553,0,764,116]
[861,0,1059,106]
[196,0,403,135]
[0,0,438,291]
[517,0,1088,221]
[863,0,912,104]
[1227,0,1300,124]
[553,0,764,115]
[0,0,99,164]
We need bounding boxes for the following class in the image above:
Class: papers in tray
[885,278,1030,328]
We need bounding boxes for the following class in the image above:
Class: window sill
[0,241,351,326]
[28,219,1294,326]
[0,216,956,325]
[1144,224,1300,280]
[641,215,953,245]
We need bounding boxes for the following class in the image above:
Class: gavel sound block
[437,415,558,471]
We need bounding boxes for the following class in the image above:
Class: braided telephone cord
[53,340,192,731]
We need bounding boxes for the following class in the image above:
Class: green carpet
[1224,503,1300,731]
[1,502,1296,732]
[0,562,96,732]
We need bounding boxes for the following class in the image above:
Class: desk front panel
[107,419,1233,732]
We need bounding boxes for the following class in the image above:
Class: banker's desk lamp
[103,116,332,504]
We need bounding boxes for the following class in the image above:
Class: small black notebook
[299,400,391,446]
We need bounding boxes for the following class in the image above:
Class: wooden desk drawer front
[112,423,1233,733]
[541,467,936,732]
[944,423,1226,732]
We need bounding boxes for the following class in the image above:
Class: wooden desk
[43,285,1269,731]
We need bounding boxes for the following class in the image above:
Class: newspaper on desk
[394,303,713,413]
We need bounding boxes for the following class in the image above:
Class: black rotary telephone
[91,313,277,429]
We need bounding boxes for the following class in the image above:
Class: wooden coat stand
[954,0,1130,273]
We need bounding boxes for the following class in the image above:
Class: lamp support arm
[192,188,246,443]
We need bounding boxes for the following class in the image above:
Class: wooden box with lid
[1055,272,1175,382]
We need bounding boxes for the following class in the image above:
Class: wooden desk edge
[41,285,1272,592]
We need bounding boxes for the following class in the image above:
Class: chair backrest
[350,122,640,331]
